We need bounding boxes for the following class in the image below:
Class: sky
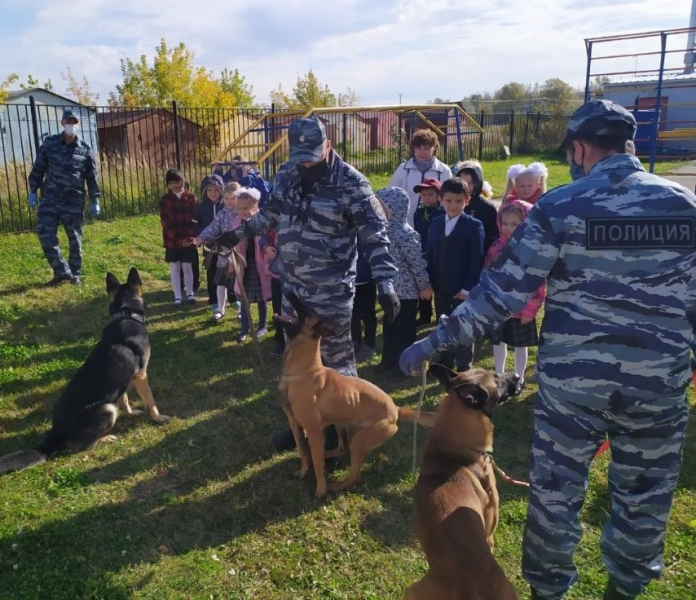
[0,0,692,106]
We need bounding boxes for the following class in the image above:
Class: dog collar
[109,309,145,325]
[469,447,494,463]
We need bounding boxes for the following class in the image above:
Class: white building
[0,88,99,165]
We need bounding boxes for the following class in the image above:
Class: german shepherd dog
[276,293,435,498]
[405,365,520,600]
[0,268,169,475]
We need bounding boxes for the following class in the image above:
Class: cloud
[0,0,691,105]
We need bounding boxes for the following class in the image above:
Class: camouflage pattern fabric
[237,150,398,376]
[36,202,84,277]
[28,133,100,205]
[239,150,397,296]
[418,153,696,598]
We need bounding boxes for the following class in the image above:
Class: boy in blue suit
[426,177,485,371]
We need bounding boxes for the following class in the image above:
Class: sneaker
[45,273,73,287]
[173,298,182,307]
[237,333,248,343]
[270,340,285,357]
[70,275,82,286]
[186,294,196,305]
[256,327,268,337]
[210,311,223,323]
[209,303,219,313]
[510,379,526,396]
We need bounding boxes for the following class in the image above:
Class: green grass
[0,213,694,599]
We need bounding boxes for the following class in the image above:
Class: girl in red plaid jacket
[159,169,198,306]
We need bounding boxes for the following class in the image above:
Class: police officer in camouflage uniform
[28,108,101,286]
[400,100,696,600]
[215,115,399,376]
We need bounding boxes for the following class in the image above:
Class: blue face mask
[569,159,586,181]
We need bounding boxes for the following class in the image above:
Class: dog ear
[453,383,490,410]
[127,267,142,290]
[286,293,309,323]
[428,363,457,390]
[106,272,120,294]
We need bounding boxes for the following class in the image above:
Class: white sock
[493,343,507,374]
[169,262,182,300]
[514,347,528,380]
[182,262,194,296]
[216,286,227,314]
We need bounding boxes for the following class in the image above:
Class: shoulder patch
[586,217,696,249]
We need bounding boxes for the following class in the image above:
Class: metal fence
[0,99,553,233]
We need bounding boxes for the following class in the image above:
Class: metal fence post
[172,101,181,169]
[342,112,348,158]
[28,96,40,155]
[478,110,484,160]
[509,110,515,152]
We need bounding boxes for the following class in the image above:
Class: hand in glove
[399,340,431,376]
[378,293,400,325]
[28,192,38,210]
[90,201,101,218]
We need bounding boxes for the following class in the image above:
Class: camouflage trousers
[36,201,84,277]
[281,282,356,377]
[522,383,689,599]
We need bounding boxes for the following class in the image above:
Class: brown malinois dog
[276,293,435,498]
[405,364,520,600]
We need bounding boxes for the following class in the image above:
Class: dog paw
[129,409,145,417]
[315,485,328,499]
[295,466,309,479]
[150,414,171,424]
[97,434,118,445]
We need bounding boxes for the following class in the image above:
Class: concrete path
[661,160,696,193]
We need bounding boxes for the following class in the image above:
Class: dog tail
[0,429,63,476]
[0,450,47,475]
[398,407,436,428]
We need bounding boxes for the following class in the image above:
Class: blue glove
[90,201,101,218]
[28,192,38,210]
[399,339,431,376]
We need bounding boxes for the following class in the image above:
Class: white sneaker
[256,327,268,337]
[211,311,223,323]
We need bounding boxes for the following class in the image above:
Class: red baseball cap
[413,178,442,193]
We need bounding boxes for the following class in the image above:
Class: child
[159,169,197,306]
[501,162,548,206]
[377,187,432,374]
[413,177,444,327]
[231,188,272,342]
[484,200,546,393]
[213,155,271,207]
[453,160,499,253]
[351,247,377,362]
[192,174,225,312]
[192,182,240,322]
[426,178,485,372]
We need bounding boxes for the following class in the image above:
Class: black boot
[604,581,636,600]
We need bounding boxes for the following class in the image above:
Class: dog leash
[473,449,530,488]
[412,362,428,477]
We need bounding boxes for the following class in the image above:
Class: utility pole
[398,92,403,105]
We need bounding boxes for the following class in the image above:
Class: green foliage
[270,70,337,109]
[111,39,255,109]
[61,67,98,105]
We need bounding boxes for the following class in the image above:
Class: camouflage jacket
[28,133,100,204]
[238,150,397,295]
[423,154,696,393]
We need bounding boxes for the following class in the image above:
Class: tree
[539,78,581,111]
[110,38,255,108]
[270,70,337,109]
[219,68,255,107]
[0,73,18,102]
[337,87,360,107]
[62,67,98,105]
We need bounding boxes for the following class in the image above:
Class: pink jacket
[232,215,273,301]
[484,200,546,320]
